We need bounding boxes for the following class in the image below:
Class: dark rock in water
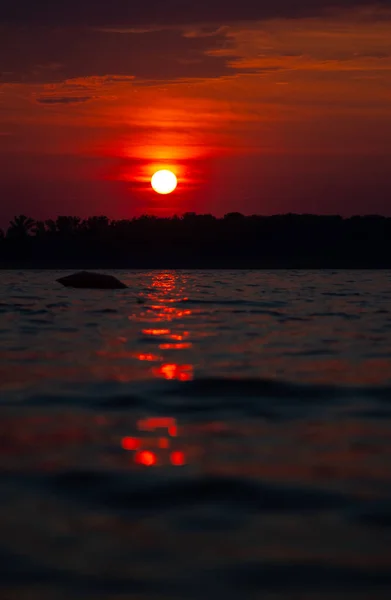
[57,271,127,289]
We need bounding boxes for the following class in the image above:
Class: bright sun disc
[151,170,177,195]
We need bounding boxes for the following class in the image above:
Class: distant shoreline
[1,263,391,270]
[2,213,391,271]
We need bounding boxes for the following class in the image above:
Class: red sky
[1,1,391,224]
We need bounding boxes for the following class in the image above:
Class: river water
[1,269,391,599]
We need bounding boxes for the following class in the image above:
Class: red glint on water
[135,450,157,467]
[136,353,159,362]
[168,424,177,437]
[138,416,178,437]
[142,329,170,336]
[153,363,193,381]
[138,417,176,431]
[170,451,186,466]
[159,343,192,350]
[121,437,140,451]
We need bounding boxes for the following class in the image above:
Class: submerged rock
[57,271,127,290]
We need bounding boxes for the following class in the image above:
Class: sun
[151,170,177,195]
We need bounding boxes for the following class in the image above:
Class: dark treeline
[1,212,391,268]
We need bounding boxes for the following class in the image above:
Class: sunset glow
[1,4,391,219]
[151,170,178,195]
[4,2,391,596]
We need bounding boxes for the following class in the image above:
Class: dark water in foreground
[1,269,391,599]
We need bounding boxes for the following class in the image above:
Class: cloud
[211,13,391,76]
[93,27,164,34]
[1,3,391,86]
[0,26,232,84]
[36,95,95,104]
[182,26,229,38]
[1,1,391,27]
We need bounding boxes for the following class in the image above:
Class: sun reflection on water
[153,363,193,381]
[139,272,195,380]
[122,417,186,467]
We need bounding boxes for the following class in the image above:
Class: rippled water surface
[1,269,391,599]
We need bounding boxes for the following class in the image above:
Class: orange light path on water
[138,417,177,436]
[135,353,160,362]
[122,417,184,467]
[142,329,171,336]
[122,437,140,451]
[159,343,192,350]
[170,451,186,466]
[135,450,157,467]
[153,363,193,381]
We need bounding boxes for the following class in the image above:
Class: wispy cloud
[93,27,165,34]
[36,95,95,104]
[2,0,391,27]
[182,26,229,38]
[0,26,231,84]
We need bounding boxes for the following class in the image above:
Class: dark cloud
[0,0,389,27]
[0,26,232,84]
[36,95,94,104]
[1,2,389,85]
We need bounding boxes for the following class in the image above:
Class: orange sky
[1,3,391,222]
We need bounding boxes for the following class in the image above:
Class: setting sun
[151,170,178,195]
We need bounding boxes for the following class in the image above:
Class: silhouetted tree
[45,219,57,234]
[33,221,46,237]
[182,212,197,221]
[83,216,110,233]
[1,212,391,268]
[224,212,244,221]
[7,215,35,238]
[56,216,81,236]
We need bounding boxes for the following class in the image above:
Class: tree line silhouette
[1,213,391,268]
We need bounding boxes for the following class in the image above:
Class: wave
[3,471,352,516]
[213,561,391,591]
[3,376,391,414]
[180,298,288,307]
